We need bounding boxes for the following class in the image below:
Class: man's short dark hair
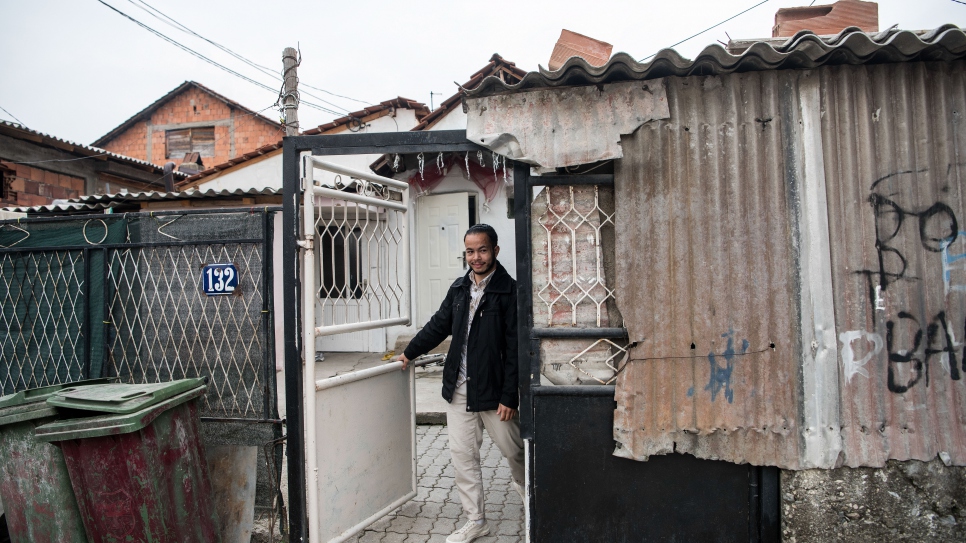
[465,223,498,247]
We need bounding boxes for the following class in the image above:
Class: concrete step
[394,333,451,358]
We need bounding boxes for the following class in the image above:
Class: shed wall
[613,69,805,468]
[612,61,966,469]
[821,60,966,467]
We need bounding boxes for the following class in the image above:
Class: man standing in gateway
[398,223,524,543]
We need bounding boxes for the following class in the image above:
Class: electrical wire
[123,0,371,111]
[638,0,771,62]
[94,0,345,117]
[0,106,25,126]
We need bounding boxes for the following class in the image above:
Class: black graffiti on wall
[844,168,966,394]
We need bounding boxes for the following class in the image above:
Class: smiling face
[464,232,499,278]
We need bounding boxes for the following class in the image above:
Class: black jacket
[403,261,518,411]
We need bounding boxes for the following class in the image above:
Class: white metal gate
[300,157,415,543]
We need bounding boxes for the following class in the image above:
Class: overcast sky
[1,0,962,146]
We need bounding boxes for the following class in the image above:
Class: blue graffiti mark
[687,386,694,398]
[704,328,748,404]
[941,231,966,294]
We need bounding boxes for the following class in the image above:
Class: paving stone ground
[350,425,525,543]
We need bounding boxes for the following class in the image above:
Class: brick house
[92,81,283,172]
[0,121,180,208]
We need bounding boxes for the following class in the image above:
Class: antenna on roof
[430,92,443,111]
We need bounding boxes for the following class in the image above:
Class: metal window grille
[304,158,411,337]
[533,185,619,327]
[532,183,625,385]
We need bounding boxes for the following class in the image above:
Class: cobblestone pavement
[352,425,525,543]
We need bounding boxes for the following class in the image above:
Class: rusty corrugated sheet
[821,60,966,467]
[612,70,805,468]
[612,60,966,469]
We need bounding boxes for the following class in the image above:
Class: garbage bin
[0,378,115,543]
[35,378,221,543]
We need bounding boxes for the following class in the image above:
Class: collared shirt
[456,269,494,387]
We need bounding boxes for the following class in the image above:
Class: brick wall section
[0,160,83,207]
[100,86,280,169]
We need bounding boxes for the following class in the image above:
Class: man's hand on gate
[396,353,410,370]
[497,403,517,422]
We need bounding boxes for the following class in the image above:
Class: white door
[416,192,471,326]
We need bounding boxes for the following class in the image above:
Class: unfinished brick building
[93,81,282,172]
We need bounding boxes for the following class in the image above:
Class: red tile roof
[178,97,429,187]
[92,81,282,148]
[409,54,527,133]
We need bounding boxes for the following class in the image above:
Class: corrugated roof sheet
[4,187,280,214]
[464,25,966,98]
[0,121,185,177]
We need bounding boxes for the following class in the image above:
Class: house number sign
[202,263,238,296]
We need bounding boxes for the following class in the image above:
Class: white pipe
[310,157,409,190]
[302,158,321,543]
[401,185,412,327]
[309,185,407,212]
[315,360,404,391]
[315,317,410,338]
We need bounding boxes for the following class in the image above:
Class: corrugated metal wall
[613,60,966,469]
[822,61,966,467]
[613,71,805,468]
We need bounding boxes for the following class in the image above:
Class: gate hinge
[297,239,313,249]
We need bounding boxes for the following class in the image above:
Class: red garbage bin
[35,378,220,543]
[0,378,114,543]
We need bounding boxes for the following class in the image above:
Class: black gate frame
[282,131,780,542]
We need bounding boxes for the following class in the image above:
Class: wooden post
[282,47,299,137]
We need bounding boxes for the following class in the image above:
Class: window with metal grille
[165,127,215,158]
[318,225,363,299]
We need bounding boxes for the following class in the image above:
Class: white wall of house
[194,109,421,192]
[386,107,517,352]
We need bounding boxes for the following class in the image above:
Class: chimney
[548,29,613,71]
[773,0,878,38]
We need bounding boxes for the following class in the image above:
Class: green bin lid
[35,384,207,442]
[46,378,206,414]
[0,378,118,426]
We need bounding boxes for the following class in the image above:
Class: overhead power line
[638,0,771,62]
[94,0,346,117]
[123,0,372,111]
[0,105,25,126]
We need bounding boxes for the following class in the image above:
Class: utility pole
[282,47,300,136]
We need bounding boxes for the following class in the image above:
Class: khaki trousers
[445,382,525,521]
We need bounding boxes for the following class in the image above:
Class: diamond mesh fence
[0,212,277,419]
[0,249,86,393]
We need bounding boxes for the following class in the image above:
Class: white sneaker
[512,480,524,502]
[446,520,490,542]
